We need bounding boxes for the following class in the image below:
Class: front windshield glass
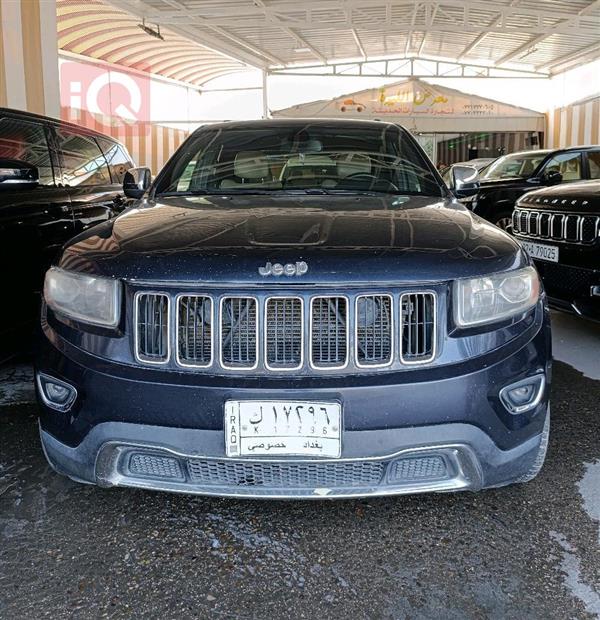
[482,152,548,180]
[155,124,443,197]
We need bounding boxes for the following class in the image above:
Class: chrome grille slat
[135,293,169,363]
[400,292,436,364]
[220,297,258,369]
[311,296,348,368]
[265,297,303,370]
[515,209,599,244]
[177,295,212,367]
[356,295,393,367]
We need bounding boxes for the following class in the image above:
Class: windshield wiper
[158,189,279,197]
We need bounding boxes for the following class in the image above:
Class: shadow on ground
[1,360,599,619]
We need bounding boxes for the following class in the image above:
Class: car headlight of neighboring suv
[44,267,122,328]
[454,266,540,327]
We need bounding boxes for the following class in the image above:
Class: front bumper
[40,420,547,499]
[36,306,551,498]
[533,260,600,321]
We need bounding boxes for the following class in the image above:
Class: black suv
[513,180,600,321]
[36,119,551,498]
[457,147,600,230]
[0,107,135,361]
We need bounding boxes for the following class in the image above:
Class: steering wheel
[338,173,399,192]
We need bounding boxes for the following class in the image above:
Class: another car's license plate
[520,240,559,263]
[225,400,341,458]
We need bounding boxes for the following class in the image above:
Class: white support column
[0,0,59,116]
[262,70,269,119]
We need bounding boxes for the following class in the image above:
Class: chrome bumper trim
[93,441,482,499]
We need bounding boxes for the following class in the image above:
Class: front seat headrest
[234,151,269,179]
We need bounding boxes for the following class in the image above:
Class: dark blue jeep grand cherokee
[35,119,551,499]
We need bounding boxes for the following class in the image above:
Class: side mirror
[123,167,151,199]
[0,158,39,189]
[542,170,563,186]
[452,165,479,197]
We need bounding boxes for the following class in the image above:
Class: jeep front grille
[134,290,437,372]
[135,293,169,363]
[513,208,599,244]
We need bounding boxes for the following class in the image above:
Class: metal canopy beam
[253,0,327,64]
[107,0,283,68]
[270,57,549,78]
[104,0,600,79]
[143,1,599,38]
[495,0,600,66]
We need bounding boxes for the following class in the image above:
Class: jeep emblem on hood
[259,261,308,277]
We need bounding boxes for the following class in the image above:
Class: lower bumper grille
[535,261,598,298]
[123,451,451,490]
[188,459,385,488]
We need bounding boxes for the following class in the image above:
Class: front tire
[517,408,550,483]
[494,210,514,233]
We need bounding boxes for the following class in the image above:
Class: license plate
[520,240,559,263]
[225,400,341,458]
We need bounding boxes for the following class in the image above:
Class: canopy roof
[273,78,546,132]
[57,0,247,86]
[106,0,600,78]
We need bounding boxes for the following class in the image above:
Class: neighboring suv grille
[134,290,438,373]
[513,209,599,244]
[135,293,169,363]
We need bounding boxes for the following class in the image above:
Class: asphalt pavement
[1,311,599,619]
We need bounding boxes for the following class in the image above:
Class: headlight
[454,266,540,327]
[44,267,121,327]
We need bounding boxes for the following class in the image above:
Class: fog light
[500,375,545,414]
[36,373,77,412]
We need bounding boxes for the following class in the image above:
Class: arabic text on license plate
[520,240,559,263]
[225,400,341,458]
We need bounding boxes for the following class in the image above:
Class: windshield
[155,124,443,197]
[482,152,548,180]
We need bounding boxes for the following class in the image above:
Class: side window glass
[96,138,134,184]
[587,151,600,179]
[543,152,582,182]
[55,129,111,187]
[0,118,54,185]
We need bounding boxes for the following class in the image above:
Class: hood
[478,176,531,191]
[517,180,600,212]
[59,194,524,285]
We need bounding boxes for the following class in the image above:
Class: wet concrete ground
[1,311,599,619]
